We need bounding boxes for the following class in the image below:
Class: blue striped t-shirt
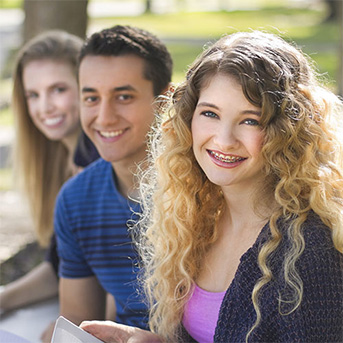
[54,158,148,328]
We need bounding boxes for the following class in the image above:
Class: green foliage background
[0,1,340,190]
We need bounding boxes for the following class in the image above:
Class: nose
[96,99,120,127]
[39,93,54,115]
[213,124,239,150]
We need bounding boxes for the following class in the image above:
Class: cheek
[191,124,198,152]
[191,120,207,147]
[81,105,100,133]
[190,117,198,141]
[134,106,155,130]
[249,132,264,156]
[64,95,79,116]
[80,110,91,127]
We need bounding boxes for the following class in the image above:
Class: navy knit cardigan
[180,212,343,342]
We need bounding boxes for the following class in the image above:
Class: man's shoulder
[60,158,112,197]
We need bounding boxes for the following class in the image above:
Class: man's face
[79,55,155,168]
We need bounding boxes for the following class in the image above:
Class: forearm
[0,261,58,312]
[59,276,106,325]
[105,293,116,321]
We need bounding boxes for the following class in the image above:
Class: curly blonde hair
[137,31,343,341]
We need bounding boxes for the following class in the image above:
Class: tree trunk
[23,0,89,42]
[145,0,152,13]
[325,0,341,21]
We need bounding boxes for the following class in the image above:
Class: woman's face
[23,59,80,142]
[191,73,265,193]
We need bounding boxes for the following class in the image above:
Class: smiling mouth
[99,129,125,138]
[44,116,64,126]
[209,150,247,163]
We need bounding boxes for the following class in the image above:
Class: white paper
[51,316,103,343]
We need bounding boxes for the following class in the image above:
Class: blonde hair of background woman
[12,30,82,247]
[137,31,343,341]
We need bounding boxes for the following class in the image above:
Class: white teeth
[44,116,63,126]
[210,151,245,163]
[99,130,124,138]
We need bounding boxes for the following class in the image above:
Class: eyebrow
[81,85,137,93]
[25,82,67,93]
[197,102,261,116]
[196,102,220,110]
[241,110,261,116]
[48,82,68,89]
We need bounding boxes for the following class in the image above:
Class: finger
[80,321,122,343]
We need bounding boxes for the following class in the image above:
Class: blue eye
[242,118,260,126]
[201,111,218,119]
[26,92,38,99]
[54,87,67,93]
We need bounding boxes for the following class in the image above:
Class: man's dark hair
[79,25,173,96]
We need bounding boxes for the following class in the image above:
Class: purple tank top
[182,284,226,343]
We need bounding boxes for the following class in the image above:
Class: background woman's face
[23,59,80,142]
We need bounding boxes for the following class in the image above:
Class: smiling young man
[53,25,172,333]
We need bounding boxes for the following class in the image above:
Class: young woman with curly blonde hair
[81,31,343,343]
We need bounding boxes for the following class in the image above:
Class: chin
[44,133,65,142]
[99,153,121,163]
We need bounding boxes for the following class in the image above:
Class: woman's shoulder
[294,211,342,279]
[275,211,337,251]
[272,211,343,280]
[301,211,338,251]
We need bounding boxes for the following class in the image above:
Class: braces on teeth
[210,151,244,163]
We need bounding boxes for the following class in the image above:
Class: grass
[91,8,327,38]
[0,0,22,9]
[0,2,339,83]
[0,168,13,190]
[89,5,339,84]
[0,107,13,126]
[0,2,341,191]
[0,4,340,128]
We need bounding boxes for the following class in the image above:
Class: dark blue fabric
[44,233,59,276]
[55,158,148,329]
[73,131,100,167]
[45,131,99,274]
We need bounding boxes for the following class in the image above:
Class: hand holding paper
[52,316,104,343]
[80,320,163,343]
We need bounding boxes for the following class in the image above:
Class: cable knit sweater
[180,212,343,342]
